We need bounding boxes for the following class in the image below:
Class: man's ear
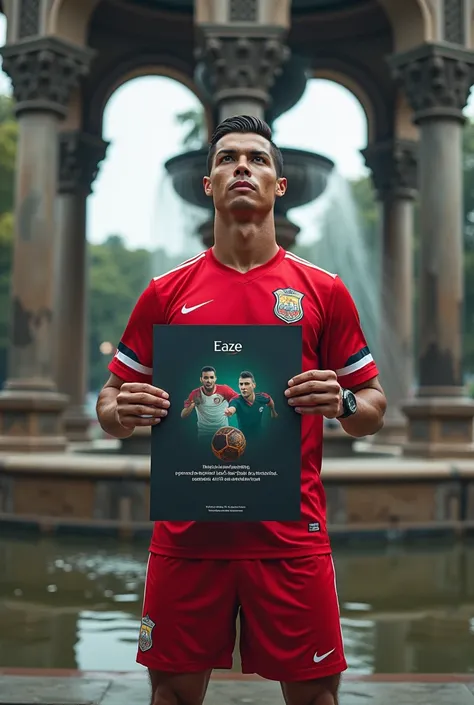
[203,176,213,197]
[276,177,287,198]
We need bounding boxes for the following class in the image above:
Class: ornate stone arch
[310,57,393,147]
[84,54,213,141]
[48,0,100,45]
[377,0,434,51]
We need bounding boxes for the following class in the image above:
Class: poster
[150,325,302,521]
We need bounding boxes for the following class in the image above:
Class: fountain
[164,52,334,248]
[164,146,334,248]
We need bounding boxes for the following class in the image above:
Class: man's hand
[116,382,170,429]
[284,370,342,418]
[224,407,236,417]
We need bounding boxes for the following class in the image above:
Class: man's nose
[234,159,251,176]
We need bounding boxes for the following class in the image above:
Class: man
[96,115,386,705]
[224,370,277,441]
[181,366,237,447]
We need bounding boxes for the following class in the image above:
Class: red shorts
[137,552,347,682]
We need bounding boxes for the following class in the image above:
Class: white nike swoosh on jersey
[313,648,335,663]
[181,300,214,314]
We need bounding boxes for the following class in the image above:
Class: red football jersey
[108,246,379,559]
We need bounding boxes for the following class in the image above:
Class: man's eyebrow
[216,148,271,158]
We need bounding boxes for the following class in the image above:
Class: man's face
[201,370,216,391]
[239,376,256,398]
[203,133,287,216]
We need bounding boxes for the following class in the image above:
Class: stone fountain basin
[165,147,334,214]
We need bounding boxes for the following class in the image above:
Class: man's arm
[96,374,132,439]
[181,401,195,419]
[285,276,386,436]
[96,373,170,439]
[339,376,386,438]
[265,394,278,419]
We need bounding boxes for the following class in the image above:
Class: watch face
[345,390,357,414]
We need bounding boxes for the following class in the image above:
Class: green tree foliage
[0,96,16,385]
[88,235,151,391]
[175,107,207,149]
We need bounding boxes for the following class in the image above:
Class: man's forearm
[339,387,386,438]
[96,387,134,439]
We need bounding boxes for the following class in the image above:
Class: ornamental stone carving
[19,0,41,38]
[362,140,418,200]
[444,0,465,45]
[389,43,474,123]
[59,131,109,195]
[229,0,258,22]
[195,26,290,107]
[0,37,94,118]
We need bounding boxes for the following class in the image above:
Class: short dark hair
[207,115,284,178]
[239,371,255,381]
[201,366,216,375]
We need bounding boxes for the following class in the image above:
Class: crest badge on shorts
[139,614,155,652]
[273,288,305,324]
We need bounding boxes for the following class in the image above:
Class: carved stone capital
[0,37,95,118]
[195,25,290,109]
[389,43,474,123]
[58,131,109,195]
[362,139,418,200]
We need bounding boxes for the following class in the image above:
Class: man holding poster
[96,115,387,705]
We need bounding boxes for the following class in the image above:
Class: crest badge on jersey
[138,614,155,652]
[273,288,305,324]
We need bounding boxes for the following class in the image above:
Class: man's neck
[212,212,279,273]
[202,386,216,396]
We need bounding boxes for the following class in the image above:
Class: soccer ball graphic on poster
[211,427,246,461]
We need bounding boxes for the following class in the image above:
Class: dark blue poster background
[150,325,302,521]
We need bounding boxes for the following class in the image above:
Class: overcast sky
[1,14,474,256]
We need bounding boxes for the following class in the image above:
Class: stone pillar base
[64,405,91,443]
[402,396,474,458]
[198,218,214,248]
[0,390,69,452]
[372,411,407,446]
[119,426,151,455]
[274,215,300,249]
[323,422,357,457]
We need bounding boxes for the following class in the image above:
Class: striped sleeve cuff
[114,342,153,376]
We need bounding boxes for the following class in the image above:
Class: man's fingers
[121,382,169,399]
[118,391,171,408]
[287,393,336,408]
[287,369,337,387]
[120,415,163,428]
[120,403,168,418]
[294,404,335,416]
[285,380,335,399]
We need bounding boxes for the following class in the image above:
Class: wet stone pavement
[0,674,474,705]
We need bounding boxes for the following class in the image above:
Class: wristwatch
[337,388,357,419]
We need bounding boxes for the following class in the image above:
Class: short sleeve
[222,385,239,402]
[319,276,379,388]
[184,389,200,407]
[108,280,162,384]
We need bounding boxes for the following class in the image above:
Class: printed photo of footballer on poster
[150,325,302,522]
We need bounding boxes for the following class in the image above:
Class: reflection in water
[0,535,473,673]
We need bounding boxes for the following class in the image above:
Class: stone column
[194,5,291,248]
[362,139,418,444]
[389,43,474,457]
[55,131,108,443]
[194,0,290,123]
[195,28,290,122]
[0,37,94,452]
